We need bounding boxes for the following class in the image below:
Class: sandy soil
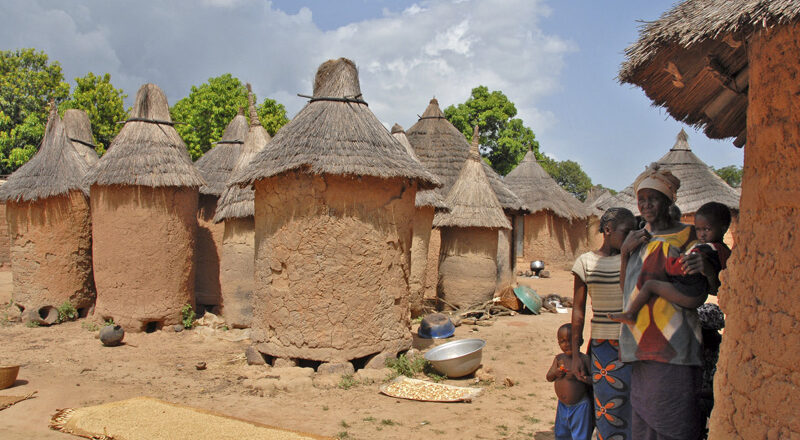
[0,269,580,440]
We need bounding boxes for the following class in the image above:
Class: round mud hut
[0,103,94,324]
[619,2,800,437]
[391,123,448,317]
[504,149,592,268]
[193,106,248,309]
[86,84,205,332]
[62,109,99,166]
[214,94,271,329]
[232,58,438,364]
[434,126,511,309]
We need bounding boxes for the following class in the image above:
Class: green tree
[444,86,539,175]
[0,48,70,173]
[540,156,594,202]
[713,165,742,188]
[170,74,289,160]
[61,72,128,156]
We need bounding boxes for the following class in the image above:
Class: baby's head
[695,202,731,243]
[557,323,573,355]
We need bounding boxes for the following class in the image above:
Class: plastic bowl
[0,365,20,390]
[424,339,485,378]
[417,313,455,339]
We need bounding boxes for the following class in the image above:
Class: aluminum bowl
[424,339,486,378]
[530,260,545,271]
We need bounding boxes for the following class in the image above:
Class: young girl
[570,207,636,440]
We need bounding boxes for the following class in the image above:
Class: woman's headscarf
[633,163,681,202]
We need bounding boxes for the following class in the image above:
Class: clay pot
[99,325,125,346]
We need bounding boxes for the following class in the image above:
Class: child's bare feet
[607,312,636,325]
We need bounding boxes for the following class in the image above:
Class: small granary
[0,178,10,268]
[86,84,205,332]
[620,2,800,437]
[62,109,100,166]
[193,106,248,309]
[232,58,438,365]
[504,149,591,268]
[214,92,271,328]
[391,123,448,317]
[0,102,94,324]
[592,129,740,243]
[433,126,511,309]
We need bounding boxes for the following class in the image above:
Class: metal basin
[530,260,545,271]
[424,339,485,378]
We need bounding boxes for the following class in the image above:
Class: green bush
[57,302,78,322]
[385,353,427,378]
[181,304,196,329]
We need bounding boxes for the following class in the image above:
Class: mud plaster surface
[409,206,434,317]
[438,227,498,309]
[6,191,94,312]
[496,225,514,288]
[251,174,415,362]
[515,212,592,271]
[195,195,224,306]
[0,203,10,266]
[220,216,255,328]
[709,25,800,439]
[423,228,441,301]
[91,185,197,332]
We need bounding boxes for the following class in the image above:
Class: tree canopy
[444,86,539,176]
[539,156,594,202]
[170,74,289,160]
[713,165,742,188]
[61,72,128,156]
[0,48,70,173]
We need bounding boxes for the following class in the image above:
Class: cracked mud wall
[409,206,434,317]
[220,216,255,328]
[195,194,223,307]
[709,25,800,439]
[423,228,441,303]
[6,191,94,313]
[0,203,10,267]
[252,173,415,362]
[438,227,498,309]
[496,222,514,288]
[91,185,197,332]
[517,211,591,270]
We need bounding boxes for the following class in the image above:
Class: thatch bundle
[0,102,94,321]
[391,123,447,210]
[194,107,248,196]
[62,109,99,166]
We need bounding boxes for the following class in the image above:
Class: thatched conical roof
[619,1,800,146]
[594,130,740,215]
[433,127,511,230]
[391,123,447,211]
[0,103,89,202]
[85,83,205,188]
[214,91,271,222]
[504,150,590,219]
[62,109,99,166]
[232,58,438,189]
[406,98,527,212]
[194,106,248,196]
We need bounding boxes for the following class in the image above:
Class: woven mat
[0,391,37,411]
[50,397,331,440]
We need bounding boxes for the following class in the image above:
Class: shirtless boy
[546,323,593,440]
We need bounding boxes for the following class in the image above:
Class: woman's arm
[644,279,708,309]
[570,275,588,377]
[620,229,650,290]
[682,252,720,294]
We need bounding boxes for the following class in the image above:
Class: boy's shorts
[554,396,593,440]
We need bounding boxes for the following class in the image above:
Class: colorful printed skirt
[590,339,632,440]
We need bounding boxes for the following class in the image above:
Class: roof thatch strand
[85,84,205,188]
[406,98,527,212]
[62,109,99,166]
[232,58,438,189]
[594,130,740,215]
[504,150,590,219]
[0,102,90,202]
[433,126,510,230]
[619,0,800,145]
[391,123,448,211]
[214,90,271,222]
[194,106,248,195]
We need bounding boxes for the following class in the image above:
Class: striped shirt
[572,252,623,340]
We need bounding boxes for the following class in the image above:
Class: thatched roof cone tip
[195,106,249,196]
[392,123,448,211]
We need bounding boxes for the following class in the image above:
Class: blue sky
[0,0,743,190]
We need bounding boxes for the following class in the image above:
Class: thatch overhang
[62,109,99,166]
[595,130,740,215]
[619,0,800,147]
[214,92,271,222]
[194,107,248,196]
[406,98,528,213]
[433,126,511,230]
[85,83,205,188]
[504,150,590,220]
[232,58,439,190]
[391,123,448,211]
[0,103,90,203]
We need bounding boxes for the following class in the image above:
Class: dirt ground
[0,269,581,440]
